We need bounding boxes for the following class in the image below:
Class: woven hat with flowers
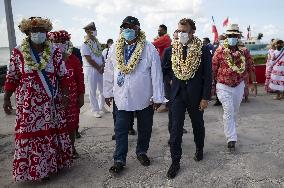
[18,17,53,33]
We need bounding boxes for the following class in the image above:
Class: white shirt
[103,40,164,111]
[81,39,103,67]
[102,47,111,62]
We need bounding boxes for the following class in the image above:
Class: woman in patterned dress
[265,40,277,93]
[49,30,85,159]
[269,40,284,99]
[3,17,73,181]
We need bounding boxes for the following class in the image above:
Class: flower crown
[48,30,71,41]
[18,17,53,33]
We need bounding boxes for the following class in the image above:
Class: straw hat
[226,24,241,35]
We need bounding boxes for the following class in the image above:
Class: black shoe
[183,128,188,134]
[41,176,50,181]
[76,131,82,139]
[193,149,203,161]
[166,162,180,179]
[227,141,236,151]
[72,150,80,159]
[109,162,124,174]
[128,129,136,135]
[137,154,150,166]
[112,134,116,140]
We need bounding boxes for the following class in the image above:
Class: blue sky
[0,0,283,47]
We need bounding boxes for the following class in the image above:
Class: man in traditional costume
[48,30,85,159]
[212,24,257,152]
[103,16,164,174]
[3,17,73,181]
[81,22,105,118]
[163,18,212,179]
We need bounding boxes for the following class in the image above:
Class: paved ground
[0,87,284,188]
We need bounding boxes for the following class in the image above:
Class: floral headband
[48,30,71,41]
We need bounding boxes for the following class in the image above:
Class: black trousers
[170,86,205,163]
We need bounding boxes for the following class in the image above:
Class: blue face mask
[122,28,136,41]
[227,37,238,46]
[31,32,46,44]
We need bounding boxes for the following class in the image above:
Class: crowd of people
[2,15,282,182]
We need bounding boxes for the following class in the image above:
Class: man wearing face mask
[3,17,73,181]
[212,24,257,152]
[163,18,212,179]
[103,16,164,175]
[81,22,105,118]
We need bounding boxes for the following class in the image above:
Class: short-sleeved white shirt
[81,40,103,67]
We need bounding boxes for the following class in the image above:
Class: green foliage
[252,54,266,65]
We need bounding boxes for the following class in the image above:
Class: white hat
[226,24,241,35]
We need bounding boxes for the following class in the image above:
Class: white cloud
[62,0,207,43]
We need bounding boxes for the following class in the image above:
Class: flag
[223,17,229,27]
[211,16,219,43]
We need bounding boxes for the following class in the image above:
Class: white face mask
[92,30,97,37]
[31,32,46,44]
[178,32,189,45]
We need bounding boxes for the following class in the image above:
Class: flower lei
[21,37,51,70]
[115,31,146,74]
[84,36,102,57]
[171,36,203,80]
[223,39,246,74]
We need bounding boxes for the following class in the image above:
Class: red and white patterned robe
[4,46,73,181]
[269,49,284,91]
[65,54,85,132]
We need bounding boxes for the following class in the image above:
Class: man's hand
[199,99,208,111]
[78,94,84,108]
[153,103,162,111]
[105,97,113,107]
[98,64,104,74]
[250,83,257,97]
[3,98,13,115]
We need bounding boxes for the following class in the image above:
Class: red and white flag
[223,17,229,27]
[211,16,219,43]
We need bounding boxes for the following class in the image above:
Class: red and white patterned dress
[265,49,276,92]
[269,49,284,92]
[4,46,73,181]
[65,54,85,132]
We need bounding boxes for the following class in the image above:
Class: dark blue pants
[113,105,154,165]
[170,87,205,163]
[113,101,134,130]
